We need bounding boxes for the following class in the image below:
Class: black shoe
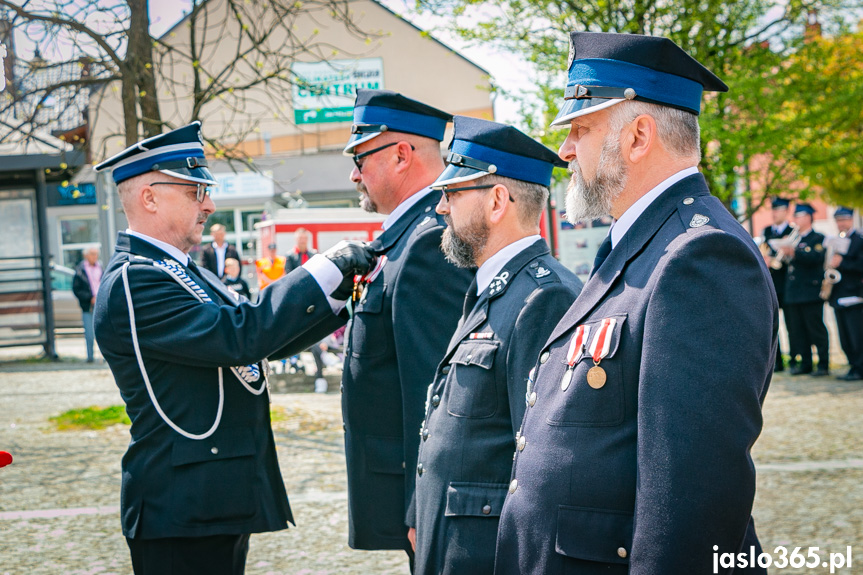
[789,366,813,375]
[812,368,829,377]
[839,370,863,381]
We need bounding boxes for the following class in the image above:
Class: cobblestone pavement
[1,339,861,574]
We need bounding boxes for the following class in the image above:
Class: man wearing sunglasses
[93,122,375,575]
[341,90,473,569]
[409,116,583,574]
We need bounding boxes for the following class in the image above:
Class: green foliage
[49,405,131,430]
[413,0,862,215]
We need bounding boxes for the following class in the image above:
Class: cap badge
[567,37,575,69]
[689,214,710,228]
[535,266,551,279]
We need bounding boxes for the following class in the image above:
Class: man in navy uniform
[342,89,473,566]
[782,203,829,376]
[826,206,863,380]
[761,197,794,371]
[93,122,375,575]
[409,116,583,574]
[495,32,777,574]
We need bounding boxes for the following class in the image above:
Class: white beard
[564,131,628,225]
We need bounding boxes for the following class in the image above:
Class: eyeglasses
[352,142,415,172]
[150,181,216,203]
[439,184,515,203]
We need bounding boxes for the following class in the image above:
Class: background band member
[495,32,777,575]
[93,122,374,575]
[826,206,863,380]
[410,116,583,574]
[761,197,794,371]
[341,89,473,568]
[783,203,829,376]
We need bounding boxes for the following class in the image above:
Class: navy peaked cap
[344,89,452,154]
[552,32,728,126]
[771,197,790,208]
[794,203,815,216]
[834,206,854,218]
[94,122,217,185]
[432,116,566,188]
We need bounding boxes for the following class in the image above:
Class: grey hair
[607,100,701,161]
[483,174,549,228]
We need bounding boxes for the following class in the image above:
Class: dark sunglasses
[150,181,216,203]
[352,142,415,172]
[439,184,515,203]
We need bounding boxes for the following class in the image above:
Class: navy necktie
[463,277,480,318]
[590,236,613,278]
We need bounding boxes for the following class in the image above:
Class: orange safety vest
[255,256,286,289]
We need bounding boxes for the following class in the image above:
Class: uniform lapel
[445,239,551,357]
[546,174,710,343]
[370,192,439,254]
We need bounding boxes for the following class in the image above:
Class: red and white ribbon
[588,318,616,364]
[566,324,591,367]
[353,255,388,285]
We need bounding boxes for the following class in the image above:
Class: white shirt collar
[382,187,435,231]
[476,235,542,295]
[773,222,788,234]
[126,229,190,266]
[213,242,227,252]
[610,166,700,249]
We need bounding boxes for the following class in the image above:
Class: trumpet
[820,231,849,300]
[764,226,800,270]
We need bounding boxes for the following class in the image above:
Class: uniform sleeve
[632,231,776,574]
[107,263,343,368]
[506,283,580,430]
[392,225,473,524]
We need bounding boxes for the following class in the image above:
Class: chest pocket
[444,340,499,419]
[350,280,388,358]
[545,314,627,427]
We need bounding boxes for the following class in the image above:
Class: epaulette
[526,259,560,286]
[676,195,718,232]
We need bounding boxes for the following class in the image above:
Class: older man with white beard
[494,32,779,575]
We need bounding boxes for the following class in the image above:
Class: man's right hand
[323,240,376,277]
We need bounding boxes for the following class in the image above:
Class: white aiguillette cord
[121,260,266,440]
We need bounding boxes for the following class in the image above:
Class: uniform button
[540,351,550,364]
[422,429,429,441]
[528,392,537,407]
[617,547,628,558]
[508,479,518,493]
[210,447,219,455]
[425,206,432,212]
[517,435,526,451]
[417,463,424,476]
[482,504,492,515]
[466,354,472,361]
[402,461,406,469]
[306,305,315,314]
[683,197,694,205]
[340,384,344,393]
[441,366,451,375]
[432,395,440,407]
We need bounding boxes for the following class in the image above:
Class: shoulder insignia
[419,215,432,227]
[689,214,710,228]
[488,271,510,296]
[535,265,552,279]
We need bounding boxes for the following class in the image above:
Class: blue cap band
[112,148,206,184]
[450,140,555,187]
[353,105,448,141]
[568,58,705,114]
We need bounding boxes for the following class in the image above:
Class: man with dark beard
[495,33,778,575]
[407,116,582,575]
[341,89,473,568]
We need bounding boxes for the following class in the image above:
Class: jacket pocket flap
[171,428,256,467]
[555,505,633,564]
[364,435,404,475]
[450,341,498,369]
[445,482,509,517]
[356,280,385,314]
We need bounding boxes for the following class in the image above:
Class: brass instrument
[820,231,849,300]
[766,226,800,270]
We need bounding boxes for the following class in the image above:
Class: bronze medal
[560,368,573,391]
[587,365,607,389]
